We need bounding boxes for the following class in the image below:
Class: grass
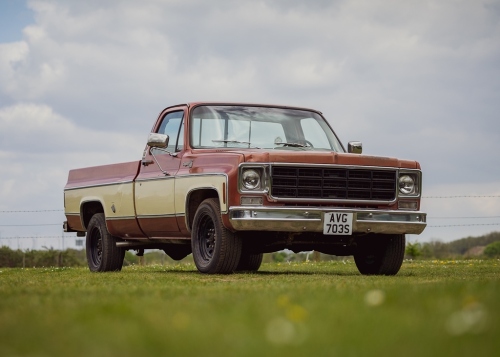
[0,259,499,357]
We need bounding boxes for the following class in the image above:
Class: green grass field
[1,259,499,357]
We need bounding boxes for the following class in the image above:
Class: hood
[240,150,419,169]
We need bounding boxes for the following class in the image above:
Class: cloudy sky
[1,0,499,250]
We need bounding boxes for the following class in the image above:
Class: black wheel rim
[364,253,377,266]
[198,215,216,261]
[89,227,103,267]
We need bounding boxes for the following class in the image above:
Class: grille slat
[271,166,396,201]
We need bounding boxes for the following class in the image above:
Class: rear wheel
[191,198,242,274]
[86,213,125,272]
[354,234,405,275]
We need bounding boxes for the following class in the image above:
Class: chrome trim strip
[64,180,134,191]
[135,176,176,183]
[66,172,228,188]
[106,216,137,221]
[228,206,427,235]
[137,214,178,219]
[269,197,397,205]
[270,163,402,170]
[135,172,227,183]
[176,173,228,179]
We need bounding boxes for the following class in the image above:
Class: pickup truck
[64,102,426,275]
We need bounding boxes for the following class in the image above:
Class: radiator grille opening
[271,166,396,201]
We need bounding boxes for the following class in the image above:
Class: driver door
[135,110,185,238]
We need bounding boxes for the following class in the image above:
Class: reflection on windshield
[190,105,344,152]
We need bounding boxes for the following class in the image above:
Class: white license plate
[323,212,353,235]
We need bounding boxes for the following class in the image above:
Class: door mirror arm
[149,147,170,176]
[145,133,178,175]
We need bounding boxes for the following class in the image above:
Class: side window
[156,111,184,153]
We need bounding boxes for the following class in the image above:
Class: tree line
[405,231,500,259]
[1,231,499,267]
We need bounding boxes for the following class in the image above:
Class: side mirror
[147,133,169,148]
[348,141,362,154]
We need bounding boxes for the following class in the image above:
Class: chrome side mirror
[348,141,362,154]
[147,133,169,148]
[146,133,174,175]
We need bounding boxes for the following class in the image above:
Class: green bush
[405,242,422,259]
[484,241,500,258]
[0,247,85,268]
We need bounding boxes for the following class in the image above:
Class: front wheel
[191,198,242,274]
[353,234,405,275]
[86,213,125,272]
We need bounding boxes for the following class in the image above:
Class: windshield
[190,105,344,152]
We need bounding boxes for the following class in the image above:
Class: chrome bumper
[228,206,426,235]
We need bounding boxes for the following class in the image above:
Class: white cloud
[0,41,30,96]
[0,0,499,244]
[0,103,144,213]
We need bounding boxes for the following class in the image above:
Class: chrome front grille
[270,166,396,201]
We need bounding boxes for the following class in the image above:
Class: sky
[0,0,499,250]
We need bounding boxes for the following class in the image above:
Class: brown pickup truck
[64,102,426,275]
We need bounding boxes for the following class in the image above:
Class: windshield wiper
[212,140,260,149]
[275,142,308,148]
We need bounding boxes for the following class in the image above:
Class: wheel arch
[185,188,220,232]
[80,200,105,230]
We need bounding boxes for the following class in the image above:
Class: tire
[236,252,263,272]
[86,213,125,272]
[191,198,242,274]
[353,234,405,276]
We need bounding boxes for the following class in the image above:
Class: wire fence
[1,194,499,248]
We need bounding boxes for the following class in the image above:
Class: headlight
[399,175,415,195]
[242,169,261,190]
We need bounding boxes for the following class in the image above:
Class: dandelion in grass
[286,304,308,323]
[277,295,290,308]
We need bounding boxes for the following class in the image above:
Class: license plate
[323,212,353,235]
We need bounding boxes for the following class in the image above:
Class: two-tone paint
[64,102,426,244]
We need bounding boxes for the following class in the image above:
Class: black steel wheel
[191,198,242,274]
[86,213,125,272]
[353,234,405,275]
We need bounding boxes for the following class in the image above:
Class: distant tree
[0,246,23,267]
[484,241,500,258]
[0,247,85,268]
[272,251,288,263]
[420,243,434,259]
[405,242,422,259]
[446,231,500,255]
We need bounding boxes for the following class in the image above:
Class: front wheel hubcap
[199,216,216,261]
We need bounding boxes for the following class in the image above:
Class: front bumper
[229,206,426,235]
